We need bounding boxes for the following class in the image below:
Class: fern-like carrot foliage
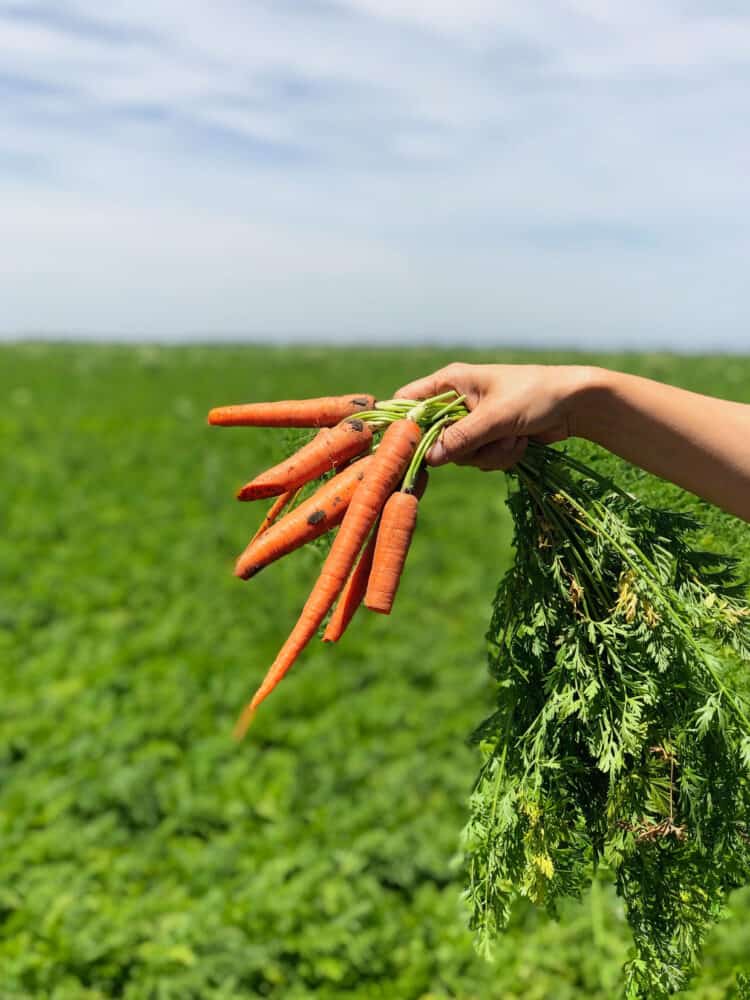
[464,442,750,1000]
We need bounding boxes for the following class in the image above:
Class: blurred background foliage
[0,344,748,999]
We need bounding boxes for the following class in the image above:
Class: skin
[395,363,750,522]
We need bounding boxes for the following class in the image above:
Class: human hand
[394,363,591,470]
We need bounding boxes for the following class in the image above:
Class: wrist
[565,366,615,441]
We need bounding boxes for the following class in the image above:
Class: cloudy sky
[1,1,749,349]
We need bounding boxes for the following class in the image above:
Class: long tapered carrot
[237,419,373,501]
[322,529,378,643]
[234,419,421,736]
[234,456,374,579]
[324,470,428,642]
[208,394,375,427]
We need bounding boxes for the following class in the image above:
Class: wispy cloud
[1,0,749,347]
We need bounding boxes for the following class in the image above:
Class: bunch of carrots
[208,391,468,738]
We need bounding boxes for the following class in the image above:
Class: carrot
[234,456,374,579]
[322,529,377,643]
[208,394,375,427]
[237,419,373,501]
[324,470,428,641]
[244,429,326,542]
[233,418,421,736]
[364,469,428,615]
[248,489,297,547]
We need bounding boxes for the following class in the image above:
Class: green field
[1,344,749,1000]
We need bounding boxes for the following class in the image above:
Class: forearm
[573,368,750,521]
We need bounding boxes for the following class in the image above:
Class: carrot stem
[402,411,463,490]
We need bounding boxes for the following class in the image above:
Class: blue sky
[1,1,749,349]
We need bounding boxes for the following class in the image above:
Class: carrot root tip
[233,705,257,741]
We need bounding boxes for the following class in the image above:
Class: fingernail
[428,441,446,465]
[500,436,518,451]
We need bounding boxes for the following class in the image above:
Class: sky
[1,0,749,350]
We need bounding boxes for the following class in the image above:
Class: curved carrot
[208,394,375,427]
[234,418,421,735]
[248,489,298,547]
[325,470,428,641]
[322,530,377,643]
[234,456,374,579]
[237,419,373,501]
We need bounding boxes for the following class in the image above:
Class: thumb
[427,407,496,466]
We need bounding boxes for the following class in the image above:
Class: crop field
[1,343,749,1000]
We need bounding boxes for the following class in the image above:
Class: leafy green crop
[465,443,750,998]
[1,344,748,999]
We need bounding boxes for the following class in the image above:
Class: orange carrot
[324,470,428,641]
[244,429,326,542]
[364,471,427,615]
[234,456,374,579]
[234,418,421,736]
[322,529,377,643]
[208,394,375,427]
[248,489,297,547]
[237,419,373,501]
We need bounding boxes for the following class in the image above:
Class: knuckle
[444,361,468,378]
[445,422,472,455]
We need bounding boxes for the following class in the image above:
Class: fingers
[462,436,529,472]
[393,362,471,401]
[393,374,443,401]
[426,407,499,466]
[393,362,527,470]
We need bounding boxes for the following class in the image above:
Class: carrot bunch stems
[402,402,464,490]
